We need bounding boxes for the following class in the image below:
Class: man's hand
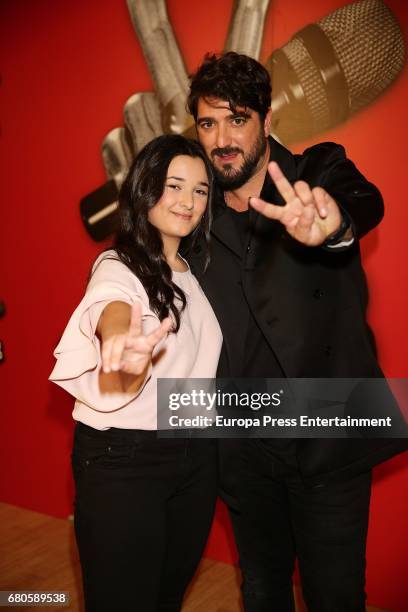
[249,161,343,246]
[101,302,172,375]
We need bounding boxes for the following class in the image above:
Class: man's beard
[211,129,267,190]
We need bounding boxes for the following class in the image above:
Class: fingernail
[103,367,110,374]
[320,207,327,217]
[111,364,119,371]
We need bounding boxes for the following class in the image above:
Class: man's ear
[264,108,272,136]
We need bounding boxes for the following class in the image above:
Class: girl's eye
[167,183,181,190]
[195,189,208,196]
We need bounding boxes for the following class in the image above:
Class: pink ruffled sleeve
[49,253,158,412]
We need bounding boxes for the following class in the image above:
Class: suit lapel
[211,197,243,258]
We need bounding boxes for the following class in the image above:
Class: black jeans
[72,423,217,612]
[230,439,372,612]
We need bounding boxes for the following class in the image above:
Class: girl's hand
[101,302,172,375]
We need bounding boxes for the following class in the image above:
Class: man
[185,52,407,612]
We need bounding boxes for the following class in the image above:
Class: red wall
[1,1,407,609]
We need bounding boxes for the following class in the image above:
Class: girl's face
[148,155,209,241]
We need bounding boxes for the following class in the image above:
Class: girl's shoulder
[88,250,149,302]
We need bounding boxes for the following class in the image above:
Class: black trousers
[72,423,217,612]
[230,439,372,612]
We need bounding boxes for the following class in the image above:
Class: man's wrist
[324,213,352,246]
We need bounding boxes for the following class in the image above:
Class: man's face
[196,97,270,190]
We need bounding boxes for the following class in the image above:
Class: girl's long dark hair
[106,134,214,332]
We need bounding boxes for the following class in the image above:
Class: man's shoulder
[268,136,346,166]
[293,141,350,185]
[294,141,346,165]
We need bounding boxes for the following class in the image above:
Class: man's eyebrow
[197,111,252,123]
[230,111,251,119]
[196,116,215,123]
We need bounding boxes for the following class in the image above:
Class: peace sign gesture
[101,302,172,376]
[249,161,343,246]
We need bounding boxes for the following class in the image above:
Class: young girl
[50,135,222,612]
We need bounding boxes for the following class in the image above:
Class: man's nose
[215,124,232,149]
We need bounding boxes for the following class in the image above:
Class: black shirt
[227,207,284,378]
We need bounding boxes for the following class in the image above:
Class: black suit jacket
[187,137,407,490]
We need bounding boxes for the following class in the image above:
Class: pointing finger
[128,302,143,339]
[249,196,284,221]
[268,161,296,203]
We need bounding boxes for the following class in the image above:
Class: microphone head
[268,0,405,144]
[320,0,405,114]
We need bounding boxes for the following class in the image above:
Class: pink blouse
[49,252,222,430]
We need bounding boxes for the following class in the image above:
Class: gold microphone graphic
[268,0,405,144]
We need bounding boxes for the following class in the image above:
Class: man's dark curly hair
[187,52,271,121]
